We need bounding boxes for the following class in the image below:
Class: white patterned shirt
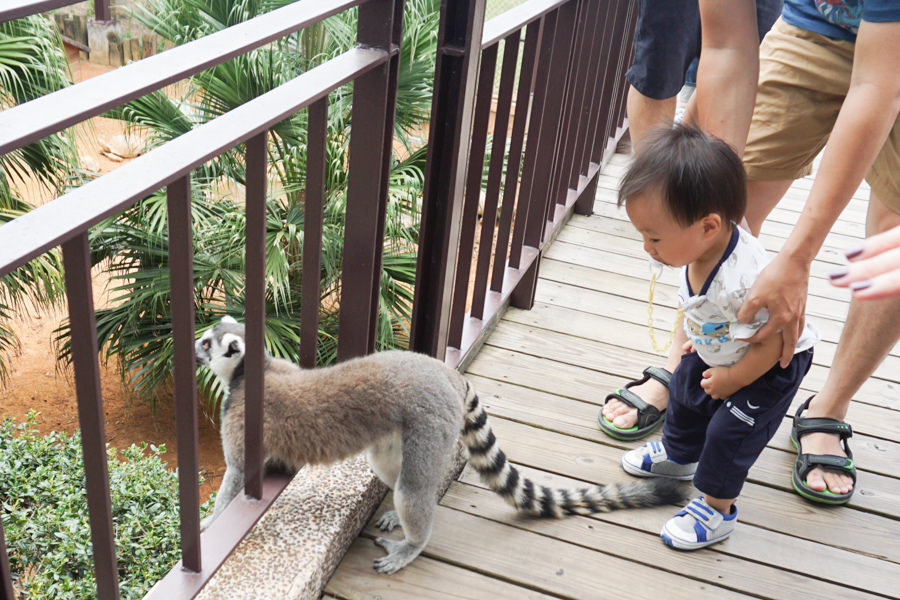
[677,227,819,367]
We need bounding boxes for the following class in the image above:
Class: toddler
[618,124,818,549]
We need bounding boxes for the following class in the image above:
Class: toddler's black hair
[618,124,746,227]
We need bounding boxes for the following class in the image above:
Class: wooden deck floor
[324,153,900,600]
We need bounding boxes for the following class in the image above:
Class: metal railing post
[166,175,202,572]
[337,0,403,361]
[244,131,268,501]
[410,0,487,359]
[300,99,328,369]
[61,233,120,600]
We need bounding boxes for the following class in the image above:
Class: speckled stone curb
[195,455,386,600]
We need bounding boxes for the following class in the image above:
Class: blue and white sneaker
[621,441,697,480]
[661,496,737,550]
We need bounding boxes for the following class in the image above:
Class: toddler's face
[625,191,707,268]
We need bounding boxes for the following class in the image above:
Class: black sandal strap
[795,453,857,484]
[793,395,853,445]
[605,386,650,412]
[642,366,671,388]
[603,387,662,430]
[795,418,853,440]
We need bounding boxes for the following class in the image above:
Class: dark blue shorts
[662,347,813,499]
[626,0,783,100]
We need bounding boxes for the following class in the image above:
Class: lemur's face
[195,316,246,381]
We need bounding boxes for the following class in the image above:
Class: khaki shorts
[744,18,900,213]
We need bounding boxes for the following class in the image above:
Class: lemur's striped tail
[461,384,688,517]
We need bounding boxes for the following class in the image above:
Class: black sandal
[791,396,857,505]
[598,367,670,441]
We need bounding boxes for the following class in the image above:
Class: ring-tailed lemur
[196,317,687,574]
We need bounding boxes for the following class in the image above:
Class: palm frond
[63,0,442,407]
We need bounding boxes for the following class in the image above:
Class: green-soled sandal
[790,396,856,505]
[598,366,671,441]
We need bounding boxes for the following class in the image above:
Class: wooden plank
[467,372,900,516]
[514,279,900,396]
[477,415,900,559]
[326,538,557,600]
[543,237,855,321]
[483,318,900,448]
[500,298,900,416]
[596,164,874,211]
[485,309,900,420]
[596,172,872,218]
[452,469,897,599]
[323,150,900,599]
[530,261,900,386]
[584,201,862,270]
[469,344,617,403]
[465,372,900,483]
[588,194,865,259]
[536,257,854,345]
[358,502,754,600]
[556,221,860,292]
[593,182,869,239]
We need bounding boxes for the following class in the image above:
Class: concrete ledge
[194,442,467,599]
[195,456,386,600]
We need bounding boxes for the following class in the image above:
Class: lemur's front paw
[375,510,401,532]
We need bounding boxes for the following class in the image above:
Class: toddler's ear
[702,213,723,236]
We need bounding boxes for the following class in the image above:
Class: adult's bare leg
[626,85,677,151]
[602,319,687,429]
[603,88,681,430]
[802,194,900,494]
[696,0,759,157]
[745,179,794,236]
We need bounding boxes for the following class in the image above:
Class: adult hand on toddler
[701,366,740,400]
[737,251,810,368]
[830,224,900,300]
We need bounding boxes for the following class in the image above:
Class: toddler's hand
[681,340,695,355]
[700,366,740,400]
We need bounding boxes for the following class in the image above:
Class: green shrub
[0,414,211,599]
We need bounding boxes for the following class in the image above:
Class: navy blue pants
[662,348,813,499]
[626,0,783,100]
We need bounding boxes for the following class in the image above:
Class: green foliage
[0,15,76,384]
[0,414,212,599]
[52,0,440,410]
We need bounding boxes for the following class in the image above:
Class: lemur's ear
[221,315,238,324]
[221,333,245,358]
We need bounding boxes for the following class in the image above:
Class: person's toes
[823,470,853,495]
[612,409,638,429]
[601,399,621,419]
[805,467,828,492]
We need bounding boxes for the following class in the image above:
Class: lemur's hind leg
[372,420,456,574]
[367,433,403,532]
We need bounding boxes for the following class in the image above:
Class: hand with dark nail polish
[833,224,900,299]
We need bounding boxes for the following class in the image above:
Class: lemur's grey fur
[196,317,688,574]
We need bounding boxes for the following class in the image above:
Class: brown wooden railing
[0,0,636,598]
